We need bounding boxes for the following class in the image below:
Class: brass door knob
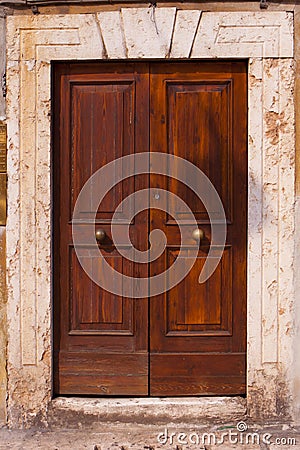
[95,229,106,242]
[192,228,204,242]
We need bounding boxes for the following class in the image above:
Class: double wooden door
[53,61,247,396]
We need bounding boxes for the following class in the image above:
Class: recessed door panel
[166,80,232,223]
[149,62,247,395]
[53,63,149,395]
[53,61,247,396]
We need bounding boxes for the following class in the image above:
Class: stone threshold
[47,397,247,428]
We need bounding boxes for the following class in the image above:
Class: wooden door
[149,62,247,395]
[53,63,150,395]
[53,61,247,396]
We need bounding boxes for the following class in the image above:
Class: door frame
[5,10,295,425]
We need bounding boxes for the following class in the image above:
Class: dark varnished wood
[53,62,149,395]
[150,354,246,395]
[149,62,247,395]
[54,61,247,396]
[56,352,148,395]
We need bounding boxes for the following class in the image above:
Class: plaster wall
[0,227,6,425]
[293,5,300,426]
[0,12,6,427]
[0,5,297,427]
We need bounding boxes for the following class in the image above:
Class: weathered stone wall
[0,10,6,427]
[293,5,300,426]
[0,227,6,426]
[0,1,299,428]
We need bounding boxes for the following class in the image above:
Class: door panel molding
[53,63,150,395]
[54,61,246,396]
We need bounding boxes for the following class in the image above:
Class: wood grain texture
[149,62,247,395]
[54,61,247,396]
[53,63,149,395]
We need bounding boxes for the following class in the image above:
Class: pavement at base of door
[0,424,299,450]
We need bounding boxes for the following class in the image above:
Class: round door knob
[95,229,106,242]
[192,228,204,241]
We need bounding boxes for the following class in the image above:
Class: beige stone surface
[122,7,176,58]
[170,10,201,58]
[0,17,5,120]
[0,423,298,449]
[97,11,126,59]
[0,17,8,425]
[50,397,246,426]
[6,15,104,62]
[0,227,6,426]
[5,9,296,427]
[293,5,300,427]
[192,12,293,58]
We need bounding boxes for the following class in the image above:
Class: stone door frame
[6,9,295,425]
